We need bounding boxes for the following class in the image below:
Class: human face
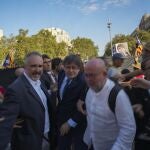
[64,63,80,79]
[84,65,107,92]
[43,58,51,72]
[142,60,150,80]
[25,55,43,81]
[114,59,124,67]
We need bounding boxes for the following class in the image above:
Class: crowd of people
[0,41,150,150]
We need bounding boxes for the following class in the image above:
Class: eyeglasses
[84,72,100,78]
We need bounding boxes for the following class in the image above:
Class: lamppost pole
[107,19,112,55]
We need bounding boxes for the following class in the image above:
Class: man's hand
[0,117,5,122]
[60,122,70,136]
[13,119,24,128]
[130,78,150,89]
[133,104,144,118]
[0,92,4,103]
[77,99,87,115]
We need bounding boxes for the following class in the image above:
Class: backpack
[108,84,122,114]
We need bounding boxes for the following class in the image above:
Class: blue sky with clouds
[0,0,149,55]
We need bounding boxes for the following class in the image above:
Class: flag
[3,49,15,68]
[135,35,143,57]
[132,35,143,69]
[3,53,11,68]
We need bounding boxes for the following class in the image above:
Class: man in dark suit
[0,51,55,150]
[57,54,87,150]
[40,54,53,90]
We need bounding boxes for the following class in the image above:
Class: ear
[103,69,107,76]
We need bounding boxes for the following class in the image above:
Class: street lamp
[107,19,112,55]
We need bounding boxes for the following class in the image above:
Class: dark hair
[42,54,50,60]
[63,54,82,68]
[121,69,131,81]
[121,68,130,74]
[51,58,62,70]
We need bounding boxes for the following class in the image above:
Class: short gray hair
[24,51,42,65]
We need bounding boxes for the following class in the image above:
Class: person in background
[40,54,58,110]
[40,54,53,91]
[129,56,150,150]
[51,57,63,81]
[15,67,24,77]
[107,53,125,81]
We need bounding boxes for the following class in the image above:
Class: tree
[0,35,17,67]
[136,30,150,42]
[0,29,99,67]
[71,37,98,60]
[14,29,30,65]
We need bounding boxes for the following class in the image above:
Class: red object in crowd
[0,86,5,95]
[135,74,145,79]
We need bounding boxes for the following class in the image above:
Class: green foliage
[71,37,98,60]
[136,30,150,42]
[0,29,98,66]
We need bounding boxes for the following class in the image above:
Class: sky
[0,0,149,56]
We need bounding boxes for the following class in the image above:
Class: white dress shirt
[84,79,136,150]
[24,72,50,133]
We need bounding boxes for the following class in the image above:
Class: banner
[3,49,15,68]
[113,42,130,57]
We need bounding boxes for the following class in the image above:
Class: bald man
[83,58,136,150]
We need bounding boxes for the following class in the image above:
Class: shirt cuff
[67,119,77,128]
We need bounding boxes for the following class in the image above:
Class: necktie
[63,78,70,96]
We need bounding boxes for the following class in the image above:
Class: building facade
[0,29,3,40]
[44,27,71,46]
[139,13,150,31]
[131,13,150,36]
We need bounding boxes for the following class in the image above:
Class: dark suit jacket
[57,71,87,131]
[0,74,55,150]
[41,71,58,112]
[40,71,53,90]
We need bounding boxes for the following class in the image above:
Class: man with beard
[0,51,55,150]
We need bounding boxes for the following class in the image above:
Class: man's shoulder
[8,75,27,91]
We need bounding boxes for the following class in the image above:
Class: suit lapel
[21,75,45,111]
[62,77,78,99]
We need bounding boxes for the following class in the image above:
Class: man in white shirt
[83,58,136,150]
